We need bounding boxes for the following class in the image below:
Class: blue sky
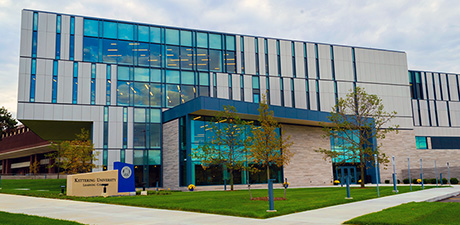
[1,0,459,118]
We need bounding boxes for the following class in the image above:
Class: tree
[317,87,398,187]
[248,94,293,183]
[0,106,17,139]
[47,129,98,174]
[192,105,252,191]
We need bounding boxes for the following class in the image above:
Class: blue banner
[114,162,135,192]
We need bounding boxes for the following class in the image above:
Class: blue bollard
[392,156,398,193]
[374,154,380,197]
[345,175,352,199]
[340,175,344,187]
[224,179,227,191]
[440,173,443,185]
[408,157,412,191]
[420,159,424,190]
[435,160,438,187]
[267,179,276,212]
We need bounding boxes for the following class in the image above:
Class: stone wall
[162,119,180,189]
[379,130,460,182]
[283,124,334,186]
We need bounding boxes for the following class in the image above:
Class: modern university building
[13,9,460,189]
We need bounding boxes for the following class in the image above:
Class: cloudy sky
[1,0,459,118]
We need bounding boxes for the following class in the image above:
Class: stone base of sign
[67,170,119,197]
[345,197,353,199]
[266,210,277,212]
[141,191,147,195]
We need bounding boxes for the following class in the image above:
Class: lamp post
[408,157,412,191]
[374,154,379,197]
[420,159,424,189]
[392,156,398,193]
[435,160,438,187]
[447,162,451,185]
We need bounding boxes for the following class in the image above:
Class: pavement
[0,186,459,225]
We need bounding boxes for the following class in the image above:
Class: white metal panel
[429,101,437,126]
[125,150,134,164]
[232,74,241,101]
[127,107,134,148]
[43,103,54,120]
[243,75,253,102]
[258,38,266,75]
[57,61,72,103]
[319,80,335,112]
[78,63,91,104]
[74,16,83,61]
[209,72,214,98]
[269,77,281,106]
[426,73,434,100]
[216,73,229,99]
[42,60,53,102]
[96,64,107,105]
[267,39,277,76]
[93,121,103,149]
[17,103,25,120]
[235,35,241,74]
[36,13,48,59]
[283,78,292,107]
[419,100,430,126]
[337,81,353,100]
[72,105,82,121]
[18,58,31,102]
[318,44,332,80]
[280,40,292,77]
[53,104,63,120]
[21,10,33,30]
[440,74,449,101]
[412,100,420,126]
[90,105,103,122]
[260,76,267,98]
[433,73,441,100]
[62,105,73,120]
[334,46,354,81]
[293,78,306,109]
[436,101,449,127]
[448,74,459,101]
[75,17,83,36]
[294,42,305,78]
[449,102,460,127]
[34,59,46,102]
[60,15,70,60]
[19,28,32,57]
[108,107,122,148]
[244,36,255,75]
[44,14,56,59]
[33,104,44,120]
[81,105,91,120]
[22,103,34,120]
[309,80,317,110]
[107,150,121,170]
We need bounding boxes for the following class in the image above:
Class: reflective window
[150,27,161,43]
[226,35,235,51]
[149,44,161,67]
[199,86,209,97]
[166,46,180,69]
[150,124,161,148]
[181,71,194,85]
[253,94,260,103]
[181,85,195,103]
[150,109,161,123]
[180,30,192,46]
[117,81,130,105]
[83,37,98,62]
[166,70,180,83]
[117,66,130,80]
[133,150,144,165]
[209,50,222,72]
[165,28,179,45]
[117,40,134,65]
[196,48,208,71]
[199,72,209,86]
[138,25,149,42]
[252,76,260,89]
[197,32,208,48]
[150,84,162,107]
[209,33,222,49]
[150,69,161,82]
[134,124,146,147]
[103,21,117,39]
[166,84,180,107]
[83,19,99,37]
[180,47,193,70]
[148,150,161,164]
[225,51,236,73]
[134,108,146,122]
[415,136,428,149]
[134,67,149,82]
[133,82,150,106]
[136,43,150,66]
[101,39,118,64]
[118,23,134,40]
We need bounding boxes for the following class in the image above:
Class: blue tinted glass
[253,94,259,103]
[133,124,146,148]
[101,39,118,64]
[209,34,222,49]
[181,71,194,85]
[166,70,180,83]
[91,78,96,104]
[166,84,180,107]
[117,66,130,80]
[209,50,222,72]
[69,35,75,60]
[150,69,161,82]
[148,150,161,164]
[73,62,78,77]
[31,31,37,57]
[166,46,180,69]
[133,83,150,106]
[117,81,130,105]
[150,109,161,123]
[137,43,150,66]
[56,15,61,33]
[106,81,111,105]
[150,27,161,43]
[197,32,208,48]
[134,67,149,82]
[181,85,195,103]
[180,47,193,70]
[149,125,161,149]
[226,35,235,51]
[33,12,38,31]
[199,72,209,86]
[225,51,235,73]
[150,44,161,67]
[70,17,75,35]
[72,77,78,104]
[133,150,144,164]
[53,61,58,75]
[180,30,192,46]
[118,23,134,40]
[91,64,96,78]
[165,28,179,45]
[138,25,149,42]
[84,19,99,37]
[30,75,36,102]
[103,21,117,39]
[150,83,162,106]
[252,76,259,89]
[196,48,208,71]
[83,37,99,62]
[134,108,146,122]
[55,34,61,59]
[107,65,111,79]
[31,59,36,75]
[52,77,57,103]
[117,40,133,65]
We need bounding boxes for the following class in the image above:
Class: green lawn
[345,202,460,225]
[0,211,83,225]
[0,179,438,218]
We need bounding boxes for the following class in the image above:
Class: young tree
[0,106,17,139]
[248,95,293,183]
[192,105,252,191]
[47,129,98,174]
[317,87,398,188]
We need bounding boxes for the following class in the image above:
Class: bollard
[420,159,424,189]
[392,156,398,193]
[374,154,380,197]
[447,162,451,185]
[408,157,412,191]
[435,160,438,187]
[440,173,443,185]
[267,179,276,212]
[60,185,66,195]
[156,181,159,192]
[45,174,47,179]
[345,175,352,199]
[224,179,227,191]
[101,183,108,197]
[340,175,344,187]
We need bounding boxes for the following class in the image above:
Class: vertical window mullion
[72,62,78,104]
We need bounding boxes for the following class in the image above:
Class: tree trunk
[230,169,234,191]
[266,164,270,183]
[360,155,365,188]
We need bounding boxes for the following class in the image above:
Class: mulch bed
[251,197,286,201]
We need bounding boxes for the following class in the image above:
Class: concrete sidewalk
[1,186,459,225]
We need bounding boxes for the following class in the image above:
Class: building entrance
[336,166,358,184]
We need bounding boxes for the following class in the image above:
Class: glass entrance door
[337,166,357,184]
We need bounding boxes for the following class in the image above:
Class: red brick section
[0,127,49,154]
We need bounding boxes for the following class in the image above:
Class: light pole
[408,157,411,191]
[374,154,379,197]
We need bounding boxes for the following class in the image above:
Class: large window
[83,19,98,37]
[415,136,428,149]
[101,39,118,64]
[117,41,134,65]
[330,131,360,163]
[83,37,98,62]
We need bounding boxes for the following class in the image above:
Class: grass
[0,179,438,218]
[0,211,83,225]
[344,202,460,225]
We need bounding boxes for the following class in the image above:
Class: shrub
[441,178,447,184]
[397,179,401,184]
[412,178,418,184]
[403,179,410,184]
[430,178,437,184]
[385,180,390,184]
[423,179,429,184]
[451,178,459,184]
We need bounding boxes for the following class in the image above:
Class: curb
[425,190,460,202]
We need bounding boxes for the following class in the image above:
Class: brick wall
[162,119,180,189]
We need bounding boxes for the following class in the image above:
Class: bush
[397,179,401,184]
[451,178,459,184]
[403,179,410,184]
[412,178,418,184]
[441,178,448,184]
[385,180,390,184]
[430,178,437,184]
